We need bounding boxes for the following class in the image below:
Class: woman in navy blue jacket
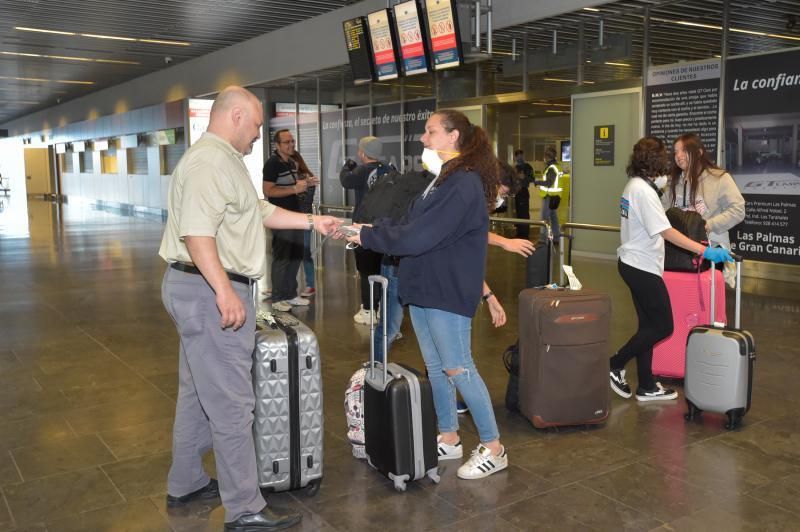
[346,109,507,480]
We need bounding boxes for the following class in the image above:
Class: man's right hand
[217,286,246,330]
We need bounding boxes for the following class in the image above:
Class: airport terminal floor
[2,199,800,532]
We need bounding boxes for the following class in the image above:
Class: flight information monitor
[393,0,430,76]
[343,16,374,85]
[424,0,462,70]
[367,9,401,81]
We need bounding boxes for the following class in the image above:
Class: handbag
[664,207,710,272]
[548,195,561,210]
[503,342,521,412]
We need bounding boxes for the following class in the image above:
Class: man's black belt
[170,262,252,285]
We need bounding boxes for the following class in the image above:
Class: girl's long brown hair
[434,109,499,212]
[669,133,721,207]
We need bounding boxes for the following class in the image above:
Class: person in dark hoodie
[340,136,389,324]
[345,109,507,481]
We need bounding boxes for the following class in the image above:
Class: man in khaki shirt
[159,86,338,532]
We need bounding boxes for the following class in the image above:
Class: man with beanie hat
[340,136,389,324]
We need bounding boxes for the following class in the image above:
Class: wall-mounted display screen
[120,134,139,149]
[367,9,400,81]
[424,0,462,70]
[155,129,176,145]
[343,16,375,85]
[72,141,86,153]
[393,0,430,76]
[561,140,571,162]
[94,139,109,151]
[55,143,66,154]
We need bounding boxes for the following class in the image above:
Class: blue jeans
[302,230,314,289]
[538,196,561,243]
[409,306,500,443]
[372,263,403,364]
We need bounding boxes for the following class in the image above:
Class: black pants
[271,229,304,302]
[610,260,674,391]
[355,248,382,309]
[514,188,530,239]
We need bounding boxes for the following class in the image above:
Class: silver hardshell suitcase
[253,312,323,495]
[684,256,755,430]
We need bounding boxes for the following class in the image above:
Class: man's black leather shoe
[166,478,220,507]
[224,505,302,531]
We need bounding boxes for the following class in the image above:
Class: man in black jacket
[513,149,534,239]
[340,136,386,324]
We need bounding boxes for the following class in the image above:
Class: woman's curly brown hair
[433,109,499,212]
[626,136,670,179]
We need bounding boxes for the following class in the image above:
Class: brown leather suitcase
[518,288,611,428]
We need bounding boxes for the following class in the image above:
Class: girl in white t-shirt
[610,137,733,402]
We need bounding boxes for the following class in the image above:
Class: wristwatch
[482,291,494,301]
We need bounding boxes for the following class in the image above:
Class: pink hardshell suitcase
[652,269,726,378]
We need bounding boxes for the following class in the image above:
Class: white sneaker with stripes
[457,444,508,480]
[437,436,463,461]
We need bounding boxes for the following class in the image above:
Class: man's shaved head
[206,86,263,155]
[210,86,260,119]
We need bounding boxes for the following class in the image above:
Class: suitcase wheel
[305,478,321,496]
[389,473,409,492]
[684,399,702,422]
[725,409,744,431]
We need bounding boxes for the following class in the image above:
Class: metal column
[717,0,729,167]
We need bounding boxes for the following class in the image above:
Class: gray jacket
[662,168,745,285]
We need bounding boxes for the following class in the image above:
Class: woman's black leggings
[610,260,674,391]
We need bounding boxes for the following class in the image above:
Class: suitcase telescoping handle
[368,274,389,384]
[710,253,743,329]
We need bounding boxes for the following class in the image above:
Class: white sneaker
[272,301,292,312]
[457,444,508,480]
[635,382,678,402]
[437,436,463,461]
[300,287,316,297]
[286,296,310,306]
[353,306,375,325]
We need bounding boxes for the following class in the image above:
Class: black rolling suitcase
[363,275,440,491]
[684,256,756,430]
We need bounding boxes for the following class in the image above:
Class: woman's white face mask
[495,194,505,210]
[654,175,668,189]
[420,148,443,176]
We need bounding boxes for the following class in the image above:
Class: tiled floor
[1,200,800,531]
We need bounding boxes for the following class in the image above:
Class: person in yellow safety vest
[534,145,564,246]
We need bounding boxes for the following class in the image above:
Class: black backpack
[353,169,433,224]
[664,207,710,272]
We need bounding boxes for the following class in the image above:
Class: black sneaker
[635,383,678,402]
[166,478,220,507]
[456,400,470,415]
[609,369,632,399]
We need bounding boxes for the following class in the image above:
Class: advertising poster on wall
[393,1,430,76]
[319,98,435,205]
[424,0,461,70]
[725,48,800,265]
[367,9,400,81]
[645,58,721,159]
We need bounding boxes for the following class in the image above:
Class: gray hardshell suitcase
[685,257,755,430]
[364,275,439,492]
[253,312,323,495]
